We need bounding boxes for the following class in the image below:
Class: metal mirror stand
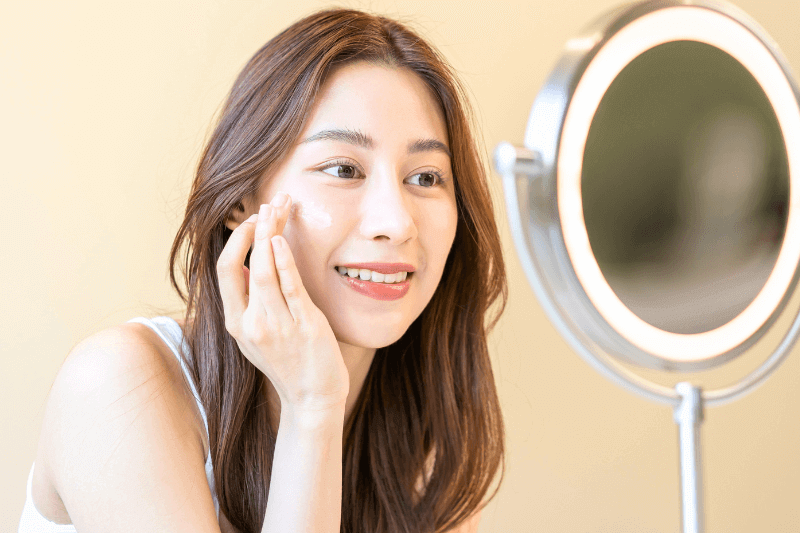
[492,1,800,529]
[493,143,800,533]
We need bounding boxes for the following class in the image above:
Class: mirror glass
[582,40,789,335]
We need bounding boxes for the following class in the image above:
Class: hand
[217,192,350,412]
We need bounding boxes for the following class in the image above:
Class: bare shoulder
[56,320,193,399]
[44,320,208,461]
[33,321,218,532]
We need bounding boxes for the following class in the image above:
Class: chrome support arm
[674,382,704,533]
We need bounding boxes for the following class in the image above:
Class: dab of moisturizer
[290,200,332,229]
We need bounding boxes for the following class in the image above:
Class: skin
[29,60,482,532]
[224,61,459,427]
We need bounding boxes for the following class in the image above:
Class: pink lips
[336,263,414,301]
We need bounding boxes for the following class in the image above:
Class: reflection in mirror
[582,41,789,334]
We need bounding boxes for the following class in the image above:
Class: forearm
[261,402,346,533]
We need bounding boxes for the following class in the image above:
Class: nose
[358,170,418,243]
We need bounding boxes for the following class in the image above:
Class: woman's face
[256,61,458,350]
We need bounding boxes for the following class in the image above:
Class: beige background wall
[3,0,799,531]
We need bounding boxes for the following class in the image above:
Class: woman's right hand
[216,192,350,413]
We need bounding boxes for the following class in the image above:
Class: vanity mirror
[494,1,800,531]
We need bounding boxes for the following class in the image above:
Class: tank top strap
[126,316,209,436]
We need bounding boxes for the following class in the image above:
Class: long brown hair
[168,9,507,533]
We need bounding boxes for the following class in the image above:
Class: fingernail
[270,235,282,250]
[258,203,271,221]
[274,192,289,207]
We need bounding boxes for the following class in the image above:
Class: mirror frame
[502,0,800,371]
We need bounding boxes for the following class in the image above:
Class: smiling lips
[336,262,415,300]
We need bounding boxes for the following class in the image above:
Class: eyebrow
[301,128,452,159]
[302,128,374,149]
[408,138,452,159]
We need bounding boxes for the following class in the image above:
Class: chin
[333,321,411,350]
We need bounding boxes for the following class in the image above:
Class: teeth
[336,267,410,283]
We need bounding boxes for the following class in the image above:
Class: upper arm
[42,324,221,533]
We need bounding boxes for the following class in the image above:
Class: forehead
[302,62,448,142]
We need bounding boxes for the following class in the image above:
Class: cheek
[280,200,349,294]
[432,203,459,250]
[289,199,333,230]
[421,204,459,279]
[282,226,330,286]
[281,193,334,243]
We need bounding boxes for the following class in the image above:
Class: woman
[20,8,506,533]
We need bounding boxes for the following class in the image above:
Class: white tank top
[18,316,219,531]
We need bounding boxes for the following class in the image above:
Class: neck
[338,341,377,422]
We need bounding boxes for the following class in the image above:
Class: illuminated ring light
[558,6,800,363]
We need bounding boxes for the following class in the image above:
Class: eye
[321,162,361,179]
[407,171,443,188]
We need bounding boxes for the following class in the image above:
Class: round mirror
[582,40,788,336]
[497,0,800,371]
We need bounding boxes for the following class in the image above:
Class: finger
[271,235,312,324]
[246,192,291,315]
[217,213,258,322]
[273,192,292,235]
[249,203,292,322]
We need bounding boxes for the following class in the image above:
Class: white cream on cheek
[290,200,333,229]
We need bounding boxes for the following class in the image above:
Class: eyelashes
[320,160,362,180]
[318,158,448,188]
